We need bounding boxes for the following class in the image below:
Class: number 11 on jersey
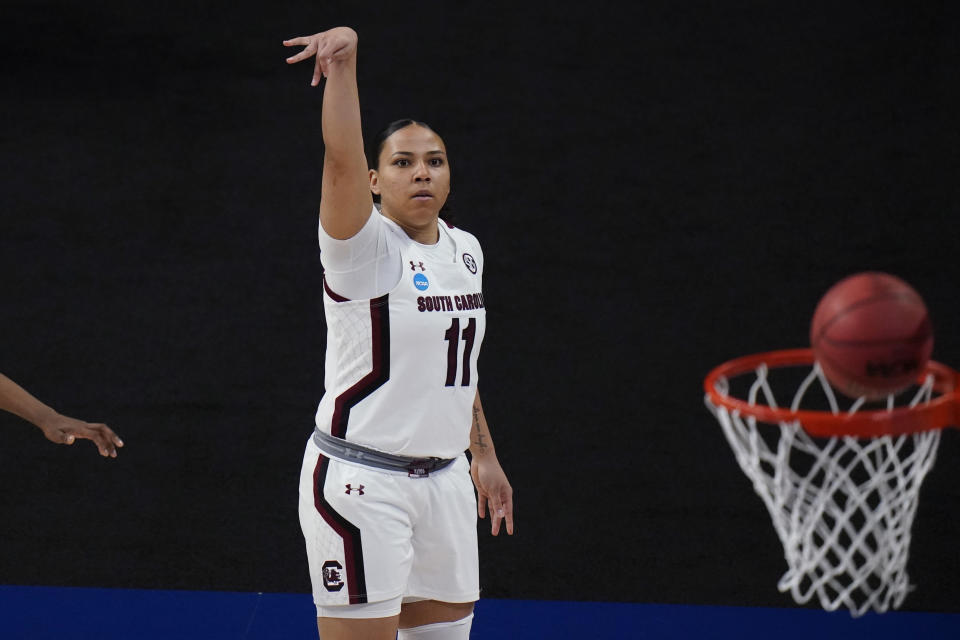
[444,318,477,387]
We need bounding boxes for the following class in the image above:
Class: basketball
[810,272,933,399]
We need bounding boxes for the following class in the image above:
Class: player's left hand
[471,456,514,536]
[38,413,124,458]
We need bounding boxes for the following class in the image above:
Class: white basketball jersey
[315,218,486,458]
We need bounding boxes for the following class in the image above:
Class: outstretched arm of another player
[0,373,123,458]
[469,391,514,536]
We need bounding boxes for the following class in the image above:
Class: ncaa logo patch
[462,253,477,274]
[413,273,429,291]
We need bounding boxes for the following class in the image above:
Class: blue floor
[2,585,959,639]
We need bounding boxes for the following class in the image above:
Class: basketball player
[0,373,123,457]
[284,26,514,640]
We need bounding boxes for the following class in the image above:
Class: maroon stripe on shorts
[330,294,391,438]
[323,276,350,302]
[313,453,367,604]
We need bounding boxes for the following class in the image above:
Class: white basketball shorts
[298,438,480,616]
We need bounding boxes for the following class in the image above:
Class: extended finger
[312,55,323,86]
[286,43,317,64]
[503,493,515,535]
[282,36,311,47]
[477,490,488,519]
[489,495,504,536]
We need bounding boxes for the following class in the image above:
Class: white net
[706,362,941,616]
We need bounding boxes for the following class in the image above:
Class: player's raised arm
[0,373,123,458]
[284,27,372,240]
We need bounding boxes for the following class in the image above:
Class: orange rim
[704,348,960,437]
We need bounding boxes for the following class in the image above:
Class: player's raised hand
[471,456,515,536]
[38,413,124,458]
[283,27,358,86]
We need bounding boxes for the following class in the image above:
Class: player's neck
[383,211,439,245]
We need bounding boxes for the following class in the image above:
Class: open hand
[283,27,358,86]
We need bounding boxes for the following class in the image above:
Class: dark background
[2,0,958,614]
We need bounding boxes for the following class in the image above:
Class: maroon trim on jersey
[330,294,391,439]
[443,219,455,229]
[323,276,351,302]
[313,453,367,604]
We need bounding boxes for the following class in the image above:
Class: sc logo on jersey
[462,253,477,274]
[322,560,345,592]
[413,273,429,291]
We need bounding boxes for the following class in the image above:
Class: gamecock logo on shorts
[322,560,345,592]
[462,253,477,274]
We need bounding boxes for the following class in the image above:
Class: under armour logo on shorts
[345,484,365,495]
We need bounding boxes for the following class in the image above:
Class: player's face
[370,125,450,242]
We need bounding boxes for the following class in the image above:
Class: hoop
[704,348,959,437]
[703,347,958,615]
